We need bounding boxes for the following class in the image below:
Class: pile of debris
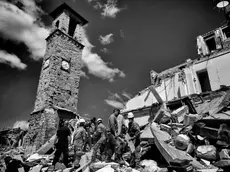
[0,134,163,172]
[2,88,230,172]
[0,127,27,152]
[147,89,230,172]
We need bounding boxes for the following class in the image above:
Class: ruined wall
[23,108,59,149]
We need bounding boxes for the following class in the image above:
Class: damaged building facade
[120,24,230,146]
[119,19,230,171]
[122,23,230,115]
[23,3,88,149]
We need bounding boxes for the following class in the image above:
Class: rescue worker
[108,109,120,136]
[52,121,71,168]
[103,129,117,162]
[115,136,131,163]
[127,112,140,147]
[127,112,141,168]
[92,118,107,161]
[71,119,87,169]
[88,117,97,146]
[84,120,92,151]
[117,112,127,136]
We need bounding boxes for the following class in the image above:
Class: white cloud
[0,1,50,60]
[105,99,124,109]
[82,29,125,82]
[122,91,132,100]
[0,50,27,70]
[87,0,122,18]
[99,33,114,45]
[101,47,108,53]
[105,91,126,109]
[105,91,133,109]
[80,70,89,79]
[108,92,124,102]
[101,0,121,18]
[13,120,29,130]
[20,0,45,18]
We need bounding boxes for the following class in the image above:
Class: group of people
[51,109,143,170]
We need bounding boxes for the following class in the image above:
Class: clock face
[62,61,70,70]
[44,59,49,69]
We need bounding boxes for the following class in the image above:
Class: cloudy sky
[0,0,225,128]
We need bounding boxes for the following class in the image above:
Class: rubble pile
[0,116,163,172]
[2,89,230,172]
[149,91,230,172]
[0,128,27,152]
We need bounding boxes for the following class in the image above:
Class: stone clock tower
[23,3,88,149]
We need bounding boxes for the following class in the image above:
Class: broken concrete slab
[29,165,43,172]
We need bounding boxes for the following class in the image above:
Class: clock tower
[23,3,88,149]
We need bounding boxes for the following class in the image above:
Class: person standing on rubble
[127,112,140,147]
[103,129,117,162]
[127,112,142,168]
[108,109,120,136]
[89,117,97,143]
[117,112,127,136]
[71,119,87,169]
[52,120,71,168]
[92,118,107,161]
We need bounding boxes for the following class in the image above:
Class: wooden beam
[149,85,164,104]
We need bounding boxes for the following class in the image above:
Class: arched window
[55,20,60,28]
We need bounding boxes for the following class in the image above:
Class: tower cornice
[46,29,85,50]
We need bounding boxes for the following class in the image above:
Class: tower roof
[50,2,88,25]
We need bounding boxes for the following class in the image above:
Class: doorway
[197,69,211,92]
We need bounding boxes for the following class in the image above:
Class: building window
[196,69,211,92]
[204,34,216,53]
[222,26,230,38]
[55,20,60,28]
[68,16,77,37]
[43,58,50,70]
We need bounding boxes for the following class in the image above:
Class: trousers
[52,147,69,167]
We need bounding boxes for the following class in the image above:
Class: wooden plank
[150,122,206,169]
[149,85,164,104]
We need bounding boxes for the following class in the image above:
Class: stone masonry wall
[23,108,59,149]
[29,30,83,148]
[52,11,70,34]
[30,5,86,148]
[34,30,83,113]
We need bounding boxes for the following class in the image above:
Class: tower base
[23,106,77,150]
[23,107,59,150]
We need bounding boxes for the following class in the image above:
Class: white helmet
[128,112,134,119]
[97,118,102,123]
[79,119,85,123]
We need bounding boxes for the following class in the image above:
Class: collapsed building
[119,4,230,171]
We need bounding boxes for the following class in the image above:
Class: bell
[216,0,229,8]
